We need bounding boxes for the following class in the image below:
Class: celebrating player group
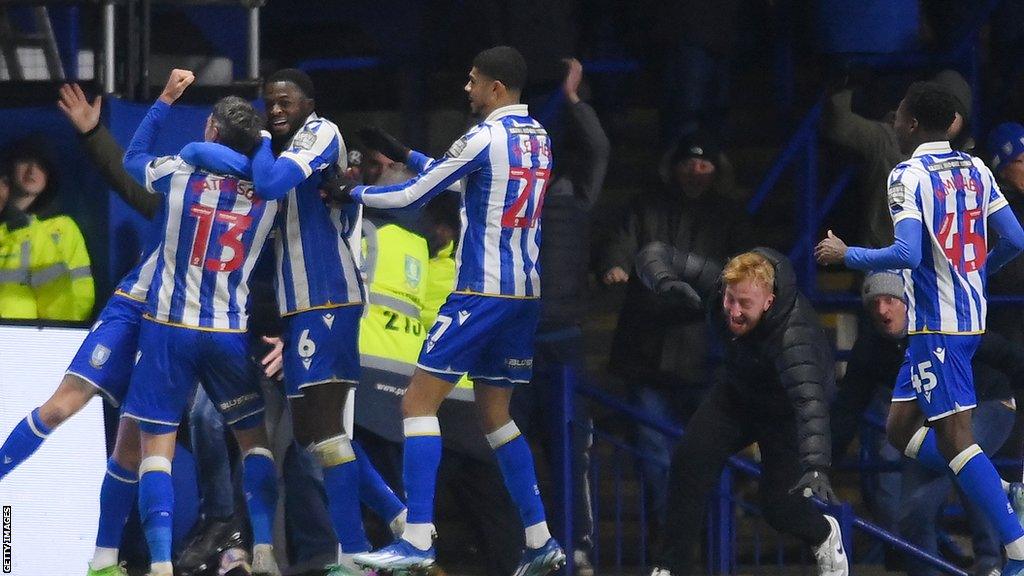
[0,46,564,576]
[8,36,1024,576]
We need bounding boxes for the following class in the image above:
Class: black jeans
[656,379,830,574]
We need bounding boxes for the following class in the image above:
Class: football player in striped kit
[120,69,282,576]
[248,68,371,576]
[332,46,565,576]
[817,81,1024,576]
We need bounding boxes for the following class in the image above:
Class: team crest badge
[405,255,422,289]
[90,345,111,369]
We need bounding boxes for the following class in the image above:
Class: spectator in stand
[831,271,1021,576]
[510,57,608,573]
[986,122,1024,345]
[598,131,749,526]
[0,174,39,319]
[1,136,95,320]
[821,69,972,248]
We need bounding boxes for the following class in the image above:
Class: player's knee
[39,376,96,427]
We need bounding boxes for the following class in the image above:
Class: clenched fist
[159,69,196,105]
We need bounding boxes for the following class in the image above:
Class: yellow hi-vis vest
[423,241,473,400]
[359,222,430,372]
[33,215,95,321]
[0,219,43,319]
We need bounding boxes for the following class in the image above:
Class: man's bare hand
[260,335,284,381]
[814,230,848,265]
[562,58,583,104]
[57,83,102,134]
[603,266,629,285]
[159,69,195,105]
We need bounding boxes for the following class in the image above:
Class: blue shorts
[66,294,146,407]
[417,293,539,386]
[123,319,265,434]
[282,305,362,398]
[891,333,980,421]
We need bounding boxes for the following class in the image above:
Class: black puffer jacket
[637,243,834,471]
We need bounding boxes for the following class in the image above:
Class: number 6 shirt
[846,141,1011,335]
[350,104,553,298]
[124,100,277,332]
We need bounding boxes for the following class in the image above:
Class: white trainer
[813,515,849,576]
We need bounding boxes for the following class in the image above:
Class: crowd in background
[9,1,1024,575]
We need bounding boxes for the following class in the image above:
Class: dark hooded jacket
[637,243,834,471]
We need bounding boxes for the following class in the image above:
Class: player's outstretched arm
[350,127,490,210]
[818,219,922,271]
[123,69,195,187]
[987,206,1024,275]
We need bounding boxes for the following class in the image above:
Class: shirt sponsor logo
[445,136,468,158]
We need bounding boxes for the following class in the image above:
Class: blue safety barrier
[557,367,985,575]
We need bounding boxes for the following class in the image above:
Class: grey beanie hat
[861,270,905,307]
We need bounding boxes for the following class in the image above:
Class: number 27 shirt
[350,104,553,298]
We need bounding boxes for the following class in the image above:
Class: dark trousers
[656,379,830,574]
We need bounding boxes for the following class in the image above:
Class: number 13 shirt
[887,142,1008,335]
[350,104,553,298]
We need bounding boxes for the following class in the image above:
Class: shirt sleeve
[123,100,181,193]
[278,119,342,179]
[887,164,923,226]
[351,126,490,209]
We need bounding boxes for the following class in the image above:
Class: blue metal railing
[559,367,976,575]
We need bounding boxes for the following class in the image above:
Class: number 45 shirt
[887,141,1008,334]
[350,103,552,298]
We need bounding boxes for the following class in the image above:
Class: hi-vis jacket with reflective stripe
[359,221,430,373]
[0,214,94,321]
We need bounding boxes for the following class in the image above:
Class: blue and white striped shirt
[351,104,552,298]
[887,142,1008,334]
[268,114,364,314]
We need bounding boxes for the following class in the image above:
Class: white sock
[336,547,359,570]
[89,547,118,570]
[1004,479,1012,492]
[1008,535,1024,560]
[150,560,173,576]
[403,522,434,551]
[389,508,408,538]
[525,521,552,549]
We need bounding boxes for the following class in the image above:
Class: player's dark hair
[903,81,958,133]
[472,46,528,92]
[210,96,263,155]
[265,68,316,100]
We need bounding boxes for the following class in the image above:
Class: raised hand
[57,83,102,134]
[562,58,583,104]
[159,69,196,105]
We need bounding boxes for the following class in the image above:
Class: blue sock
[242,449,277,546]
[908,427,948,472]
[0,408,52,479]
[314,436,369,553]
[95,459,138,549]
[950,445,1024,547]
[353,439,405,523]
[487,421,547,529]
[403,417,442,526]
[138,457,174,564]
